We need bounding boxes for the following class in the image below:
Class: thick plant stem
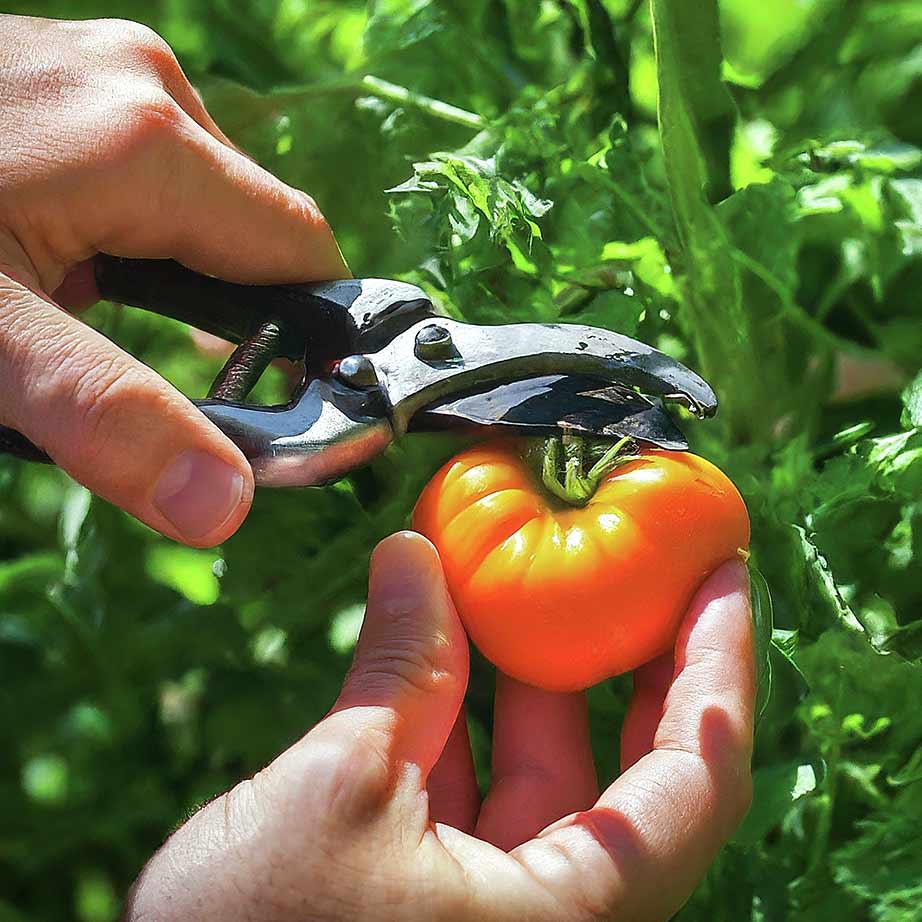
[359,76,487,130]
[267,75,487,130]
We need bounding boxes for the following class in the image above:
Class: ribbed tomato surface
[412,440,750,692]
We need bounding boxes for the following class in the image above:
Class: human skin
[0,14,347,547]
[123,532,755,922]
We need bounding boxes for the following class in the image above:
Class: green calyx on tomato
[533,434,639,508]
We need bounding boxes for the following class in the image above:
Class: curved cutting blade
[410,374,689,450]
[374,317,717,433]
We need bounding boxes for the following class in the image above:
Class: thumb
[316,532,469,781]
[120,533,468,919]
[0,271,253,547]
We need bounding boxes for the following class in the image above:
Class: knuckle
[354,634,460,700]
[515,842,593,921]
[220,777,262,843]
[69,359,125,441]
[295,190,321,218]
[269,736,395,825]
[135,28,180,74]
[291,189,332,235]
[120,92,185,150]
[103,19,177,70]
[328,735,394,819]
[64,358,150,459]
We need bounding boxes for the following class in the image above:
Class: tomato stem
[539,434,638,506]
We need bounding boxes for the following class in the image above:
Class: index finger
[56,22,347,294]
[512,560,754,921]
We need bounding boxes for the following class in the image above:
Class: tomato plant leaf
[749,565,774,723]
[901,370,922,429]
[733,759,821,847]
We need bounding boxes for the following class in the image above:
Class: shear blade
[410,374,689,450]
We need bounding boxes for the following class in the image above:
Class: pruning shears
[0,255,717,486]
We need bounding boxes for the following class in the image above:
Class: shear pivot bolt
[336,355,378,388]
[414,324,454,360]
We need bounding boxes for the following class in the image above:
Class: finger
[513,561,754,920]
[119,538,463,917]
[4,20,347,293]
[0,275,252,547]
[476,673,598,851]
[100,20,237,149]
[124,28,241,152]
[91,105,348,283]
[302,533,468,818]
[619,653,673,771]
[23,94,347,294]
[427,710,480,833]
[330,532,468,774]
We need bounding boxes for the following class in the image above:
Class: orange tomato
[412,440,750,692]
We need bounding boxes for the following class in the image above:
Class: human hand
[0,14,347,546]
[123,532,754,922]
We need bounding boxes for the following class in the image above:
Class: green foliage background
[3,0,922,918]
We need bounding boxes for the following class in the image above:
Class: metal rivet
[336,354,378,388]
[414,324,454,360]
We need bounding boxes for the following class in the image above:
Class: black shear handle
[95,254,357,363]
[1,259,433,465]
[0,255,354,464]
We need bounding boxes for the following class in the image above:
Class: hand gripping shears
[0,255,717,486]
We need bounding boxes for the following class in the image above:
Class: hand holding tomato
[124,532,754,922]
